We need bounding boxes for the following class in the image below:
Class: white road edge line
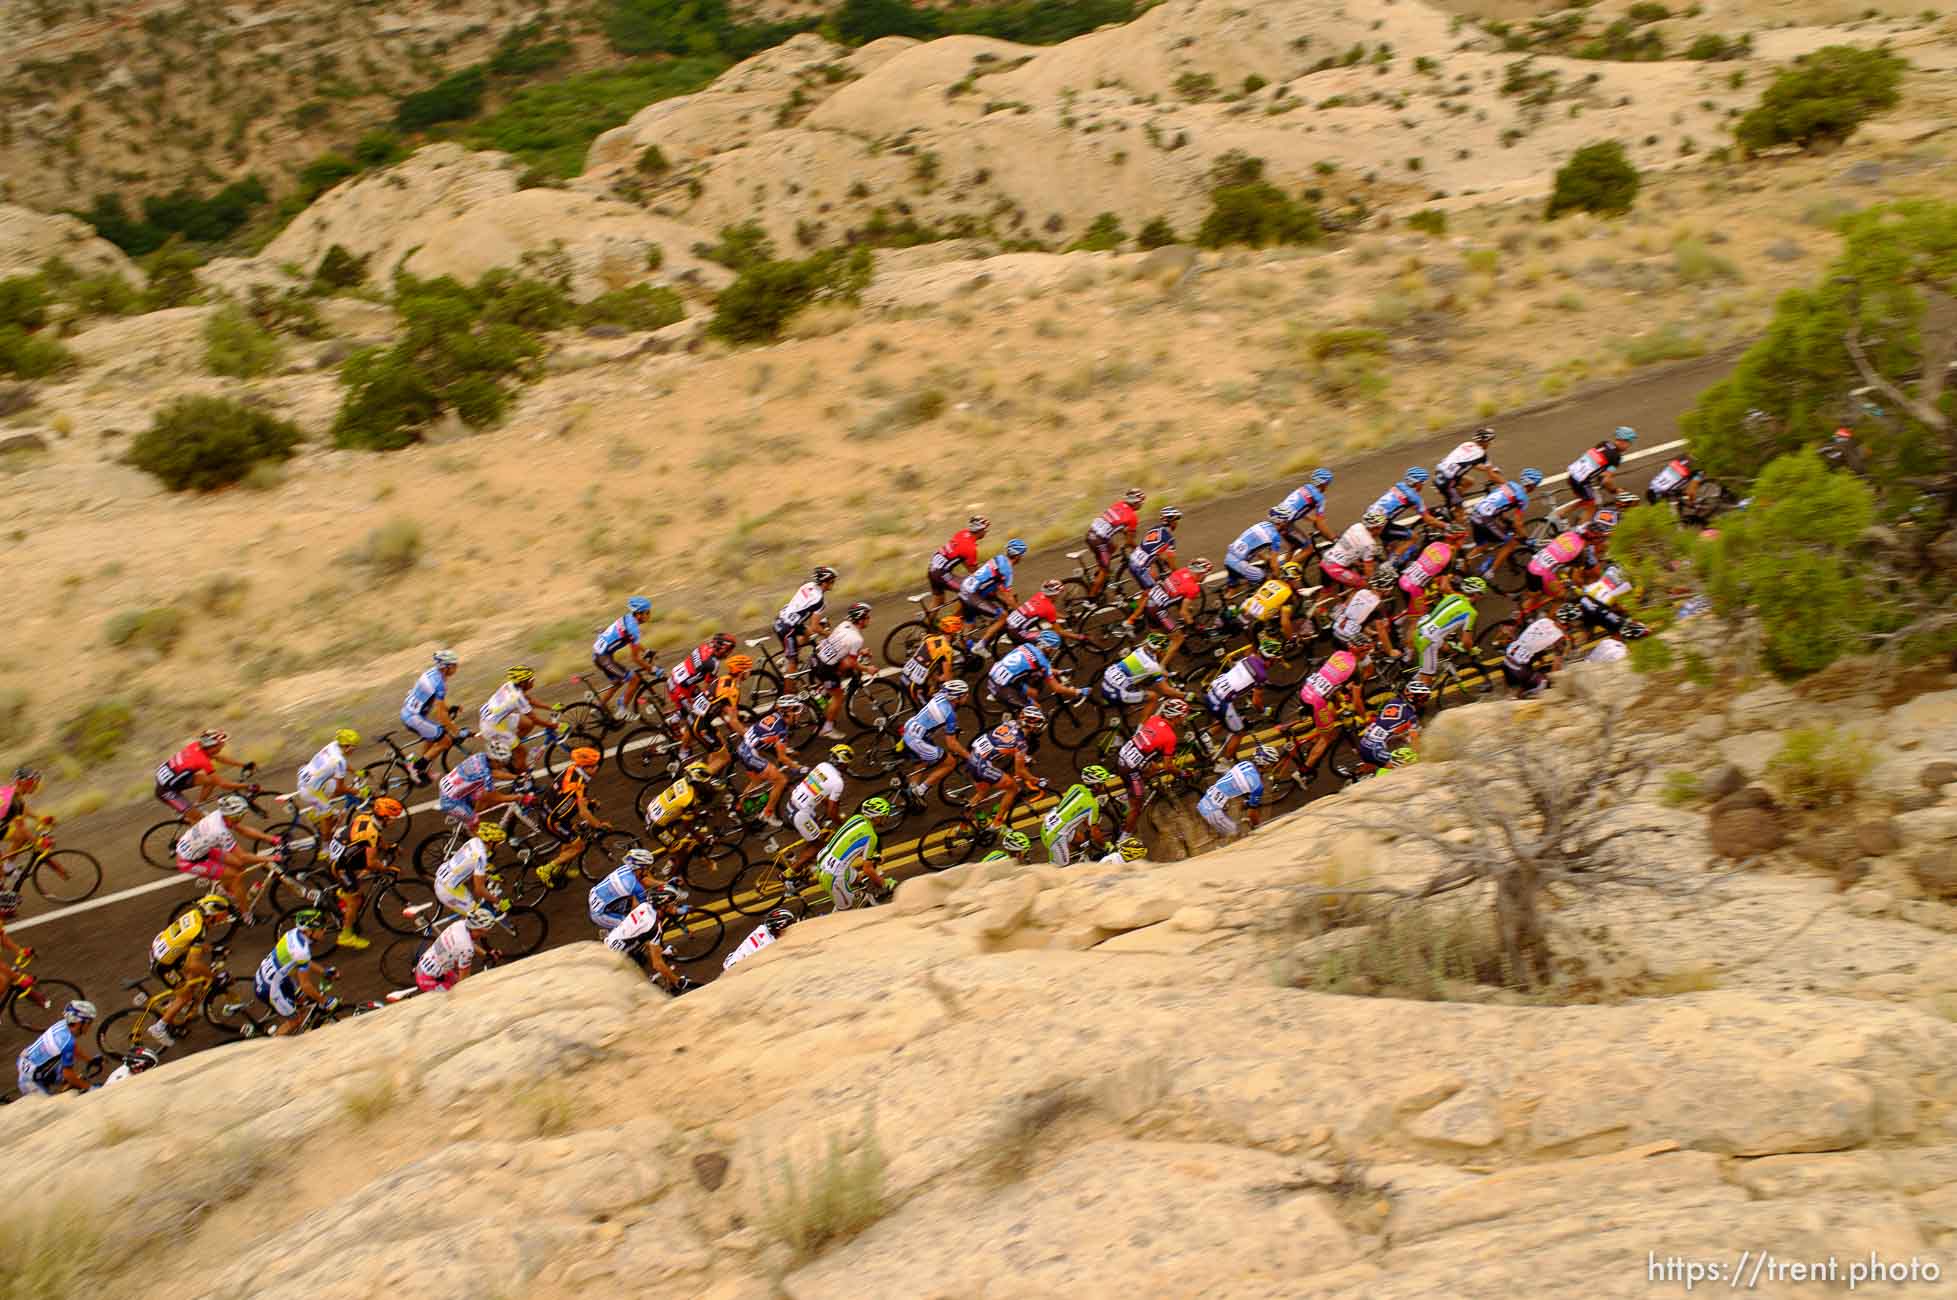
[14,440,1686,932]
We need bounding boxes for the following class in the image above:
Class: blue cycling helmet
[1519,467,1544,487]
[1404,466,1429,485]
[1614,426,1637,442]
[1309,468,1334,487]
[627,595,652,616]
[1037,630,1062,652]
[1005,538,1028,558]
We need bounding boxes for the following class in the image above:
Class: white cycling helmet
[485,738,514,761]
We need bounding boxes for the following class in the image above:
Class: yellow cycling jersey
[920,634,955,666]
[646,778,697,827]
[150,909,205,965]
[1240,580,1294,622]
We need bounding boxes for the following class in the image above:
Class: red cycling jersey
[1166,569,1201,601]
[936,529,980,569]
[1134,715,1176,757]
[168,742,214,776]
[1015,593,1059,623]
[1098,501,1137,533]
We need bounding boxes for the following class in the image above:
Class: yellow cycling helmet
[335,728,360,748]
[476,823,507,843]
[506,665,535,685]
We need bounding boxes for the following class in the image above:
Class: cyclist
[723,908,798,972]
[153,730,254,817]
[254,910,336,1036]
[295,728,365,841]
[1410,578,1488,686]
[1294,639,1374,775]
[603,890,686,990]
[1369,467,1449,566]
[959,539,1028,651]
[813,801,892,911]
[1466,467,1543,577]
[1103,834,1149,864]
[174,793,286,916]
[1041,766,1113,866]
[1562,426,1637,524]
[776,566,838,673]
[980,829,1034,864]
[685,653,753,765]
[665,632,739,718]
[1004,578,1087,648]
[103,1047,160,1087]
[902,679,972,800]
[1320,509,1385,589]
[1396,529,1465,625]
[1274,469,1336,547]
[786,744,852,872]
[480,666,554,770]
[1125,506,1182,592]
[17,1000,98,1097]
[1223,508,1308,595]
[436,738,526,830]
[433,821,507,919]
[1202,641,1272,766]
[324,795,405,951]
[899,613,962,704]
[1236,561,1309,644]
[1112,699,1186,834]
[813,602,874,740]
[400,649,464,784]
[1525,523,1596,602]
[1645,451,1702,514]
[1574,562,1646,639]
[535,748,612,890]
[1331,565,1402,656]
[1084,490,1146,597]
[987,630,1082,712]
[964,708,1045,826]
[1356,683,1431,775]
[644,761,715,840]
[1098,633,1185,713]
[414,911,494,992]
[1433,428,1499,510]
[592,596,657,720]
[1503,610,1571,698]
[1197,744,1278,838]
[0,766,43,859]
[1132,557,1210,662]
[928,517,990,611]
[0,889,28,1010]
[588,848,666,932]
[733,699,807,828]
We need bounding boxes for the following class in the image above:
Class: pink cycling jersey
[1296,650,1358,726]
[1399,542,1453,595]
[1527,531,1587,578]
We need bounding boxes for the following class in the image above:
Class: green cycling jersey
[1415,593,1478,646]
[819,813,879,880]
[1041,783,1101,846]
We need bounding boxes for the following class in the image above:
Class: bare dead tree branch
[1846,325,1952,433]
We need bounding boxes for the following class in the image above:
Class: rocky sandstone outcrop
[0,202,138,281]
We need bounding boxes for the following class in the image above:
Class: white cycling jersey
[1434,440,1486,482]
[479,682,532,738]
[604,901,662,952]
[1332,589,1382,642]
[1323,523,1377,569]
[815,623,864,667]
[1503,616,1565,668]
[434,838,491,899]
[777,582,826,629]
[721,926,776,971]
[298,742,347,794]
[415,917,478,978]
[174,810,237,861]
[788,763,844,816]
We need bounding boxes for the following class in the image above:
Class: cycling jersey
[1088,500,1139,541]
[1041,782,1101,845]
[789,762,844,817]
[902,634,956,690]
[18,1021,79,1091]
[439,753,495,805]
[667,642,721,693]
[158,741,214,786]
[1276,483,1325,519]
[1229,520,1283,560]
[1503,616,1566,668]
[1004,592,1060,638]
[1128,525,1176,571]
[1568,442,1622,485]
[989,643,1052,687]
[1323,523,1378,570]
[722,926,777,971]
[415,917,477,979]
[905,693,960,739]
[1201,762,1265,809]
[1102,647,1165,691]
[644,776,698,828]
[961,554,1015,598]
[434,838,492,898]
[1416,594,1478,645]
[1205,659,1260,707]
[255,927,313,987]
[1239,579,1294,623]
[327,811,384,872]
[479,682,532,738]
[593,611,643,656]
[1399,542,1453,594]
[1360,700,1420,748]
[818,814,880,908]
[1434,441,1486,483]
[546,767,590,830]
[0,784,22,830]
[174,810,237,862]
[589,864,649,916]
[815,622,864,667]
[1369,480,1426,521]
[1527,530,1588,578]
[298,741,347,794]
[1472,482,1529,520]
[402,665,447,721]
[931,529,981,576]
[777,581,827,630]
[151,908,205,965]
[1584,564,1634,606]
[741,713,789,756]
[1646,459,1694,498]
[967,719,1025,775]
[1146,569,1200,609]
[1116,715,1176,770]
[1331,590,1383,643]
[1298,650,1359,713]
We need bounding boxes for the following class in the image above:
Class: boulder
[1406,1086,1504,1148]
[1725,683,1797,732]
[0,430,49,454]
[1701,764,1746,800]
[1854,819,1901,857]
[1919,761,1957,792]
[1911,850,1957,901]
[1707,806,1787,860]
[0,203,139,280]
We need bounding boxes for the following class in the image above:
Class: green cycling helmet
[1257,634,1283,657]
[998,829,1030,853]
[1080,765,1111,786]
[1388,747,1419,769]
[1142,632,1170,652]
[1458,575,1489,595]
[860,796,894,820]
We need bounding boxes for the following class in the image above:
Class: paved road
[1,344,1742,1063]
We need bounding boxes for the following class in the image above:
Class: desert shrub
[1405,208,1448,237]
[1136,216,1179,249]
[1766,724,1874,809]
[67,272,141,317]
[296,151,359,203]
[1618,322,1705,366]
[395,65,487,130]
[0,687,27,747]
[0,275,52,330]
[1672,238,1741,285]
[203,305,284,378]
[606,0,816,57]
[1307,326,1390,361]
[1576,18,1665,61]
[311,244,369,292]
[1687,33,1749,61]
[79,178,268,256]
[695,221,778,273]
[1066,212,1127,252]
[354,129,409,168]
[488,23,572,78]
[1625,1,1670,20]
[60,699,134,765]
[638,144,671,176]
[0,327,75,380]
[1196,181,1321,249]
[103,606,185,655]
[1658,770,1703,807]
[1545,140,1639,220]
[1734,46,1904,155]
[0,1201,106,1298]
[710,248,874,344]
[359,518,423,576]
[140,238,204,309]
[1302,903,1513,999]
[465,58,724,178]
[128,395,302,490]
[759,1110,888,1261]
[576,284,685,331]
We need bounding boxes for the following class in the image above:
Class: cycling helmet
[1613,425,1637,442]
[936,612,965,635]
[1459,575,1489,595]
[466,906,499,931]
[846,601,872,623]
[1122,489,1147,507]
[764,907,799,936]
[476,822,508,843]
[335,728,360,748]
[485,738,514,761]
[1257,634,1283,657]
[197,728,228,747]
[216,794,249,818]
[860,796,894,821]
[1020,705,1046,729]
[624,847,659,871]
[813,565,838,583]
[1270,504,1300,523]
[1473,427,1496,446]
[774,695,810,718]
[1116,835,1147,861]
[682,761,712,783]
[1244,653,1269,684]
[1251,744,1279,767]
[1588,509,1621,535]
[1387,747,1419,768]
[1360,508,1387,529]
[373,796,405,819]
[1005,538,1029,558]
[627,596,653,616]
[1081,765,1111,785]
[1404,680,1435,702]
[1622,621,1651,640]
[999,829,1031,854]
[1040,578,1065,597]
[1155,698,1189,720]
[1347,634,1376,653]
[1555,603,1584,626]
[1368,564,1399,591]
[1309,468,1334,488]
[64,1000,97,1025]
[13,765,40,782]
[0,890,17,919]
[571,746,602,770]
[1160,506,1183,523]
[724,653,755,676]
[196,894,232,917]
[1188,557,1213,576]
[433,649,460,667]
[1279,561,1305,582]
[1519,468,1544,488]
[941,679,969,699]
[828,743,854,765]
[293,909,331,932]
[1404,466,1429,485]
[1142,632,1170,652]
[124,1047,161,1074]
[506,666,535,686]
[1037,630,1062,652]
[711,632,738,653]
[969,515,991,532]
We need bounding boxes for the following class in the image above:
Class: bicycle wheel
[1486,550,1532,598]
[30,849,102,904]
[543,727,608,778]
[746,669,786,717]
[9,977,84,1033]
[360,759,417,815]
[661,909,725,964]
[880,619,932,668]
[842,727,904,780]
[202,973,264,1037]
[726,858,798,917]
[96,1005,160,1062]
[919,815,981,869]
[1523,513,1559,544]
[555,701,613,740]
[1047,696,1105,754]
[1327,733,1366,784]
[412,825,465,878]
[483,905,547,959]
[574,828,642,883]
[1476,618,1522,659]
[938,767,976,809]
[846,675,908,731]
[379,938,427,990]
[266,868,332,917]
[614,724,681,784]
[682,840,749,894]
[373,878,440,936]
[140,819,189,871]
[271,818,324,873]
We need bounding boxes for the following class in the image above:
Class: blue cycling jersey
[590,865,648,912]
[1203,762,1265,808]
[1229,520,1283,558]
[402,666,447,720]
[969,720,1024,767]
[19,1021,77,1074]
[593,612,642,656]
[904,694,960,740]
[1473,482,1529,519]
[1370,481,1425,519]
[991,643,1051,684]
[1133,525,1175,562]
[1278,484,1325,518]
[742,714,788,753]
[961,555,1014,596]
